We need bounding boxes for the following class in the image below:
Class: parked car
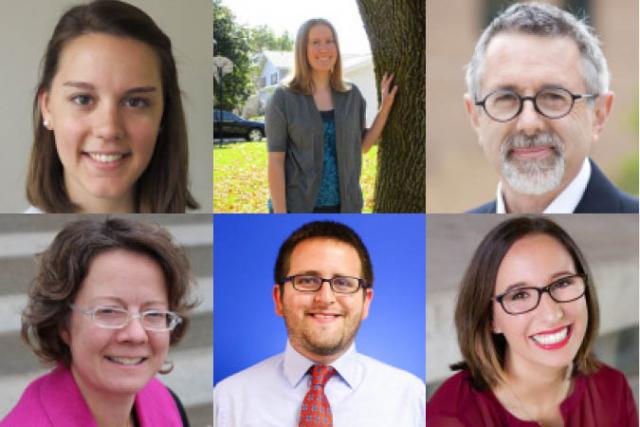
[213,110,265,141]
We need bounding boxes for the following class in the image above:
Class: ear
[491,319,502,334]
[273,284,284,317]
[38,89,52,129]
[59,324,70,345]
[591,91,614,144]
[359,288,374,321]
[463,93,481,135]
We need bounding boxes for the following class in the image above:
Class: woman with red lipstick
[266,18,398,213]
[426,216,638,427]
[25,0,199,213]
[2,218,194,426]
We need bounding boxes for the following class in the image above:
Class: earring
[43,119,50,128]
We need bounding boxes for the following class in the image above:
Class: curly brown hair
[21,217,197,369]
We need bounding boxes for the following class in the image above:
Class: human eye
[124,96,150,109]
[94,306,126,319]
[505,288,532,302]
[70,94,94,107]
[551,276,575,289]
[331,277,355,292]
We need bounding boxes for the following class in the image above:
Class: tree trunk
[356,0,425,212]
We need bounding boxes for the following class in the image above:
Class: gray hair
[465,2,609,101]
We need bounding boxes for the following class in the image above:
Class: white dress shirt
[214,341,426,427]
[496,157,591,213]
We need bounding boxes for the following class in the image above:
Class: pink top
[1,365,183,427]
[427,364,638,427]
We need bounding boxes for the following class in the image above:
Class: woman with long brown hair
[266,18,397,213]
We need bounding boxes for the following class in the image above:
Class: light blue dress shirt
[214,341,426,427]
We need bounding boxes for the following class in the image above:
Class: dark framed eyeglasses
[494,273,587,315]
[281,275,366,294]
[475,87,598,122]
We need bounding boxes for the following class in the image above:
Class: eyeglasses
[69,304,182,332]
[281,275,366,294]
[475,87,598,122]
[494,273,587,315]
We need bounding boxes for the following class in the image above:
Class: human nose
[536,291,564,322]
[313,281,336,305]
[94,101,124,141]
[116,314,148,343]
[515,97,546,136]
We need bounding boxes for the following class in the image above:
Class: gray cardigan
[266,84,366,213]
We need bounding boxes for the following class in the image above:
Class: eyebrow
[501,270,577,293]
[89,296,168,307]
[62,81,158,95]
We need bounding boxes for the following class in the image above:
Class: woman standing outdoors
[266,18,397,213]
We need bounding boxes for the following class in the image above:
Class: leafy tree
[247,25,294,53]
[356,0,426,212]
[213,0,252,111]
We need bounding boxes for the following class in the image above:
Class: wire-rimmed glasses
[494,273,587,315]
[281,275,366,294]
[69,304,182,331]
[475,87,598,122]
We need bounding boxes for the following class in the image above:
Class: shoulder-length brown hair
[287,18,348,95]
[26,0,199,213]
[453,216,600,390]
[21,217,198,371]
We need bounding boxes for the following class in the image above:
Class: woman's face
[306,24,337,74]
[61,249,171,398]
[40,32,164,212]
[492,233,588,374]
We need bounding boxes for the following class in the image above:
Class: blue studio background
[213,214,426,385]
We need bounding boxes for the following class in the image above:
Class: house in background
[245,50,377,127]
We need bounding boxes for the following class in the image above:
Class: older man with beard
[214,221,425,427]
[464,2,638,213]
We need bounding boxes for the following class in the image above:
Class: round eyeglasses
[69,304,182,331]
[281,275,366,294]
[475,87,598,122]
[493,273,587,315]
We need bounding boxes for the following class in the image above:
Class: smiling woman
[1,218,196,427]
[426,216,638,427]
[26,0,199,213]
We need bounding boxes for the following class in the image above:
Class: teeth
[532,327,568,345]
[312,314,338,319]
[88,152,125,163]
[108,356,144,365]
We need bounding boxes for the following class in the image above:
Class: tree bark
[356,0,426,212]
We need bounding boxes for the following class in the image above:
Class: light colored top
[214,341,426,427]
[24,205,43,214]
[497,158,591,213]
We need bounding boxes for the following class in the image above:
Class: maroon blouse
[426,364,638,427]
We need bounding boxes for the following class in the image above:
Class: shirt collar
[496,158,591,213]
[282,340,359,389]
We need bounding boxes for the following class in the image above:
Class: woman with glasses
[2,218,195,426]
[266,18,397,213]
[426,216,637,427]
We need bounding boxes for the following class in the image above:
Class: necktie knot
[311,365,335,387]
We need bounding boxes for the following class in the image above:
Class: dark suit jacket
[468,160,639,213]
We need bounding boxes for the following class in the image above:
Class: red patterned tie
[298,364,336,427]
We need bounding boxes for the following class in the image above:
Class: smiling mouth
[307,312,342,322]
[84,152,130,163]
[530,325,572,349]
[105,356,147,366]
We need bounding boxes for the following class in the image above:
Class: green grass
[213,140,378,213]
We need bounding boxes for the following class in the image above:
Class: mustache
[503,132,564,152]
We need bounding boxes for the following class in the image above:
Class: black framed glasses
[475,87,598,122]
[70,304,182,331]
[281,275,366,294]
[494,273,587,315]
